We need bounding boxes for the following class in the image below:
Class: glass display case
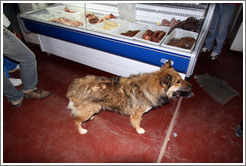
[19,3,215,78]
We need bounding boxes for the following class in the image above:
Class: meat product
[180,37,195,45]
[175,20,181,25]
[169,17,203,34]
[86,13,100,24]
[145,30,153,36]
[120,30,140,37]
[153,31,160,37]
[64,7,75,13]
[161,18,181,27]
[50,17,83,27]
[86,13,117,24]
[157,31,166,39]
[179,37,196,49]
[109,13,117,19]
[167,38,180,46]
[169,18,176,27]
[98,13,117,23]
[167,37,196,50]
[143,35,152,41]
[142,30,166,43]
[89,17,99,24]
[152,37,160,43]
[86,13,95,18]
[161,19,170,26]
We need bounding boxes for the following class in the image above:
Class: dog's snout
[184,81,193,89]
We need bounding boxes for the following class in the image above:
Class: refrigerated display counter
[19,3,215,78]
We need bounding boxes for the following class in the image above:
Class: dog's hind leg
[130,111,145,134]
[73,104,101,135]
[74,116,89,135]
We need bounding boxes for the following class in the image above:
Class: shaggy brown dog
[66,60,193,135]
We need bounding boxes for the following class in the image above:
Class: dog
[66,59,193,135]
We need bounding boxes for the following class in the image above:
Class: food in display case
[142,30,166,43]
[169,17,203,34]
[134,24,170,45]
[102,20,119,30]
[162,28,198,52]
[99,13,117,22]
[161,18,181,27]
[86,12,117,24]
[49,17,83,26]
[110,21,147,39]
[167,37,196,49]
[120,30,140,37]
[86,13,99,24]
[64,6,76,13]
[46,5,85,21]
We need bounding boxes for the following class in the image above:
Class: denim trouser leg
[204,4,222,51]
[213,4,236,55]
[3,28,38,102]
[3,71,23,102]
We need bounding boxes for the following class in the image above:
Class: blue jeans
[3,28,38,103]
[204,3,237,55]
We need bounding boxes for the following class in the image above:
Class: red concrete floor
[2,40,244,163]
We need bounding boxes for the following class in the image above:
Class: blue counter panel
[22,18,191,73]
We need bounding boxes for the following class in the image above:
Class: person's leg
[212,4,237,55]
[3,28,38,92]
[204,4,222,51]
[3,71,23,107]
[3,28,50,105]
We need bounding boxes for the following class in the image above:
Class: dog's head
[159,60,193,99]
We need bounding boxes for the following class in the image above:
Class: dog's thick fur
[66,60,193,135]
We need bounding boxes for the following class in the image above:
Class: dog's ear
[162,59,172,69]
[160,74,172,88]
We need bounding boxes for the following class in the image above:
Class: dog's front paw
[137,128,145,134]
[79,128,88,135]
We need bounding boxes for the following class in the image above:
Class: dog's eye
[177,80,181,84]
